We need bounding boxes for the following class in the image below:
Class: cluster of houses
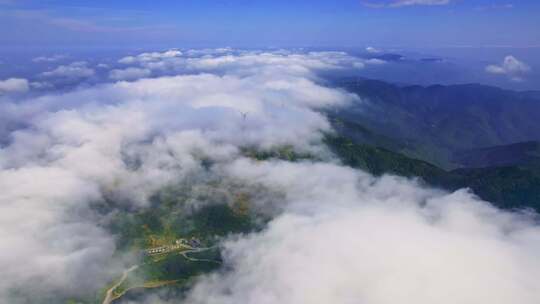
[146,246,170,255]
[145,237,202,255]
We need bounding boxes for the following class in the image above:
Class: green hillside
[325,134,540,212]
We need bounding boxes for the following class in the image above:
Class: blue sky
[1,0,539,48]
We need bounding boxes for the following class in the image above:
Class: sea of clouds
[0,49,539,303]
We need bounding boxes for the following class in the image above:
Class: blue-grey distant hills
[332,78,540,169]
[325,78,540,212]
[453,141,540,169]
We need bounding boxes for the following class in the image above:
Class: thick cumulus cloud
[0,78,29,94]
[41,61,95,79]
[0,50,356,303]
[180,160,540,304]
[118,49,182,64]
[0,167,117,301]
[486,55,531,82]
[1,49,540,304]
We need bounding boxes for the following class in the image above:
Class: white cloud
[121,49,368,77]
[109,67,151,81]
[363,0,450,8]
[29,81,53,90]
[32,54,67,63]
[41,61,95,79]
[365,58,387,65]
[0,166,117,300]
[366,46,381,53]
[0,78,29,94]
[476,4,514,10]
[118,49,182,64]
[0,50,358,302]
[184,51,360,72]
[486,55,531,81]
[185,160,540,304]
[185,47,234,57]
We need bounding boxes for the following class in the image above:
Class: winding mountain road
[102,265,139,304]
[101,245,220,303]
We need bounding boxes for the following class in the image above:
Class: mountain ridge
[331,78,540,168]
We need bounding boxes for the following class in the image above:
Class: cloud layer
[0,50,356,303]
[0,49,539,304]
[186,160,540,304]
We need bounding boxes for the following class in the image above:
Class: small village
[145,237,202,256]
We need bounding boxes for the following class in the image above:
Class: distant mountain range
[326,78,540,212]
[453,141,540,169]
[331,78,540,169]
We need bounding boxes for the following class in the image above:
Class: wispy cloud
[4,8,174,34]
[475,4,514,11]
[362,0,451,8]
[32,54,68,63]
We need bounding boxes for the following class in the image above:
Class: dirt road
[102,265,139,304]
